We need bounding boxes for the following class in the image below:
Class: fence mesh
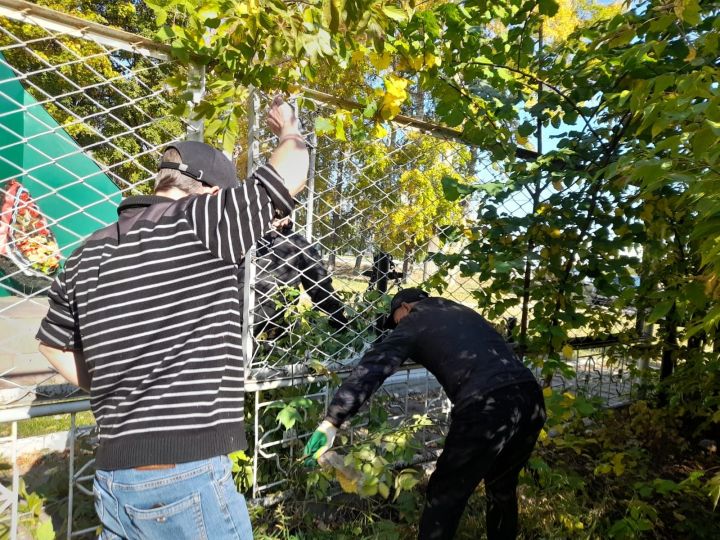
[0,6,643,536]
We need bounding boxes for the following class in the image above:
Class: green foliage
[307,413,431,501]
[146,0,406,148]
[229,450,254,493]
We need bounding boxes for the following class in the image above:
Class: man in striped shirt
[36,96,308,539]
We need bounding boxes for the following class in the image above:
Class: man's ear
[209,185,221,196]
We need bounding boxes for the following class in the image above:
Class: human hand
[302,420,337,467]
[267,95,300,137]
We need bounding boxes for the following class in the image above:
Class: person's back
[56,193,252,467]
[37,97,309,539]
[308,289,545,540]
[390,297,535,409]
[239,228,347,338]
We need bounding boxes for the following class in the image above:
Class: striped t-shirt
[37,164,293,469]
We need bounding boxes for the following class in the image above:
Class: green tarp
[0,52,121,296]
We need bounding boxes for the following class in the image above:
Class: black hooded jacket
[238,227,347,338]
[326,297,537,426]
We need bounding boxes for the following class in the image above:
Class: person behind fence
[303,288,546,540]
[35,96,308,539]
[238,219,348,339]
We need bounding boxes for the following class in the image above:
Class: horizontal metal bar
[300,87,540,161]
[0,399,90,422]
[0,0,171,60]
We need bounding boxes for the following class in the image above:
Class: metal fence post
[10,421,18,540]
[305,129,317,243]
[66,413,76,540]
[186,61,205,141]
[246,87,260,177]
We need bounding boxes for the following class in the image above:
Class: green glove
[303,420,337,467]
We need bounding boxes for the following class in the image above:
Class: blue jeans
[93,455,253,539]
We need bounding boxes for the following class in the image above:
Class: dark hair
[154,148,206,195]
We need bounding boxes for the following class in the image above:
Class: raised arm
[267,96,309,196]
[186,97,309,264]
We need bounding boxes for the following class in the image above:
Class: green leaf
[647,299,674,323]
[708,473,720,510]
[363,100,378,118]
[691,126,715,157]
[441,175,475,201]
[276,406,301,430]
[156,25,176,42]
[518,121,535,137]
[476,182,505,196]
[538,0,559,17]
[382,6,407,22]
[653,478,680,495]
[315,116,334,134]
[198,4,219,22]
[675,0,701,25]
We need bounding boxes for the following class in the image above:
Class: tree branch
[461,61,610,152]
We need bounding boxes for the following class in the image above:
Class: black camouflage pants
[418,382,546,540]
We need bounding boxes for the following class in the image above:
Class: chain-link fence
[0,3,644,537]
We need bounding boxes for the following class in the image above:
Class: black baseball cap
[384,287,430,329]
[158,141,238,189]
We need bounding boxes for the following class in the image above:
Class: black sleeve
[292,234,348,328]
[325,324,415,427]
[185,164,293,264]
[36,266,81,350]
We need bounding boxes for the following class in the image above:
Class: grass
[0,411,95,439]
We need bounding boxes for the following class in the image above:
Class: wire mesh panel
[0,8,191,407]
[243,92,494,379]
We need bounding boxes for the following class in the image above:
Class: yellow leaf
[351,49,366,64]
[370,51,392,70]
[543,387,553,398]
[516,133,528,145]
[684,47,697,62]
[336,468,359,493]
[552,180,563,191]
[562,344,574,359]
[612,453,625,476]
[424,52,439,68]
[549,228,562,238]
[384,75,409,97]
[407,54,423,71]
[379,75,409,120]
[372,122,388,138]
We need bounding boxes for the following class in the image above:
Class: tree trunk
[353,254,363,275]
[402,243,413,283]
[658,304,678,406]
[660,306,678,381]
[328,150,346,272]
